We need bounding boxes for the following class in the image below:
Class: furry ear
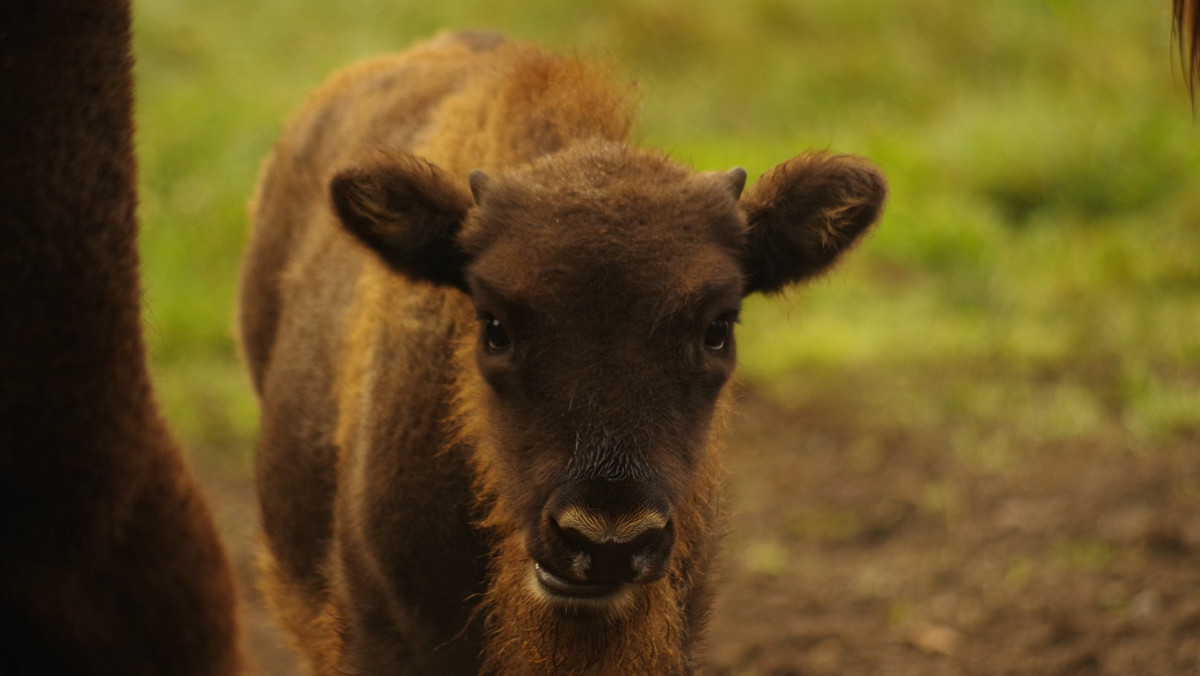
[739,152,887,295]
[331,152,473,291]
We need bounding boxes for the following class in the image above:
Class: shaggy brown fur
[1177,0,1200,95]
[0,2,240,673]
[242,32,886,675]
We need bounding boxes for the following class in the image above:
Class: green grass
[132,0,1200,469]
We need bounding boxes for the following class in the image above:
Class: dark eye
[481,317,511,354]
[703,319,732,354]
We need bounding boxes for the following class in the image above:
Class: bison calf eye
[703,319,733,354]
[481,317,511,354]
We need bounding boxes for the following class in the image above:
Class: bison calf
[240,32,886,675]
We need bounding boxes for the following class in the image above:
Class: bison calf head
[331,140,885,613]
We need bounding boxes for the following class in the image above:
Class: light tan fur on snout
[555,506,670,545]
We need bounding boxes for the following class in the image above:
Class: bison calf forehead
[461,141,748,310]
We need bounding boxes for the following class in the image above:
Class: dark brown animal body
[1178,0,1200,93]
[241,32,886,675]
[0,1,240,674]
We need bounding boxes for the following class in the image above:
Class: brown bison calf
[240,32,886,675]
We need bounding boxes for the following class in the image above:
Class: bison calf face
[467,219,742,608]
[332,140,886,614]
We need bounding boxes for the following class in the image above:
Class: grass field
[132,0,1199,466]
[129,1,1199,673]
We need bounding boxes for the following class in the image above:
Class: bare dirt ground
[200,382,1200,675]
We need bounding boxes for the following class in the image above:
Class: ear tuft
[726,167,748,200]
[331,152,473,291]
[739,152,886,295]
[468,169,491,205]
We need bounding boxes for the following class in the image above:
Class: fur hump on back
[415,40,637,177]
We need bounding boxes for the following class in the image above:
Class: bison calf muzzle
[533,478,675,601]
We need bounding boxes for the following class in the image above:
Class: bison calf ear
[739,152,887,295]
[331,153,473,291]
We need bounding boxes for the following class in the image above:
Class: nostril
[627,523,669,552]
[553,520,596,552]
[540,516,591,581]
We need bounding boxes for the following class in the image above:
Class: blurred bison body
[1178,0,1200,92]
[0,1,240,673]
[240,32,885,675]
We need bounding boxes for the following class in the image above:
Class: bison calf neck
[240,32,886,675]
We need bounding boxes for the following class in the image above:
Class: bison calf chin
[240,31,885,675]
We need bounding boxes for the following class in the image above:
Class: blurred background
[132,1,1199,674]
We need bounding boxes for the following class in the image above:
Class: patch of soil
[198,469,299,675]
[200,386,1200,675]
[705,390,1200,676]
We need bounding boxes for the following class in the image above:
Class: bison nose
[546,505,675,584]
